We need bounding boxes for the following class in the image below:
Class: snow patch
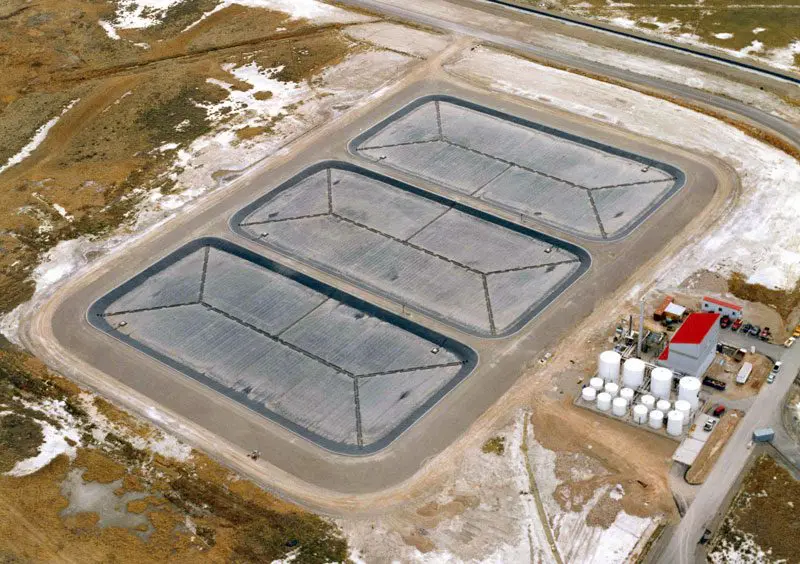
[713,32,734,40]
[6,399,82,477]
[0,99,79,175]
[98,20,121,40]
[768,40,800,71]
[78,393,192,462]
[53,204,73,222]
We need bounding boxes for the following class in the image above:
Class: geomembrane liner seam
[348,95,687,241]
[87,237,478,456]
[229,160,592,338]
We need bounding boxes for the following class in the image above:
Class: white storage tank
[605,382,620,398]
[667,410,684,436]
[632,404,648,424]
[597,392,612,411]
[620,387,635,403]
[582,387,597,402]
[599,350,622,382]
[648,410,664,429]
[678,376,701,409]
[590,377,605,391]
[656,399,671,413]
[674,399,692,425]
[650,367,673,399]
[641,394,656,409]
[612,397,628,417]
[622,358,646,389]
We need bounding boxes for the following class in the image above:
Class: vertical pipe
[637,297,645,358]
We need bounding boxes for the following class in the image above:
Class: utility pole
[637,297,645,358]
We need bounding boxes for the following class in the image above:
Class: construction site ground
[3,1,800,562]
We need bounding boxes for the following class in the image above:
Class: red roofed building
[701,296,743,319]
[658,312,720,377]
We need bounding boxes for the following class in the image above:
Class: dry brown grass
[728,272,800,320]
[711,454,800,561]
[0,347,348,562]
[0,0,353,315]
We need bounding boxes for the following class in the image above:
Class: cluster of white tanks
[584,351,703,437]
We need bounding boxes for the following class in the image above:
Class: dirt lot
[708,454,800,562]
[0,0,360,315]
[706,352,772,400]
[0,347,347,562]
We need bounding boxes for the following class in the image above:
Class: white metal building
[701,296,743,319]
[658,312,720,378]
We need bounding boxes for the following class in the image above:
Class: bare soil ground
[685,409,743,485]
[707,352,772,401]
[0,0,358,314]
[0,348,347,562]
[728,272,800,333]
[708,454,800,562]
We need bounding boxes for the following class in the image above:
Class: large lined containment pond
[350,96,685,240]
[88,238,476,454]
[231,162,589,337]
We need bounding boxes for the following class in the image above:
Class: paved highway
[481,0,800,84]
[338,0,800,151]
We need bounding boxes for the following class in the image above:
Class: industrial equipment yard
[35,80,722,493]
[1,0,799,562]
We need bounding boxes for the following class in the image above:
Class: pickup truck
[703,376,727,391]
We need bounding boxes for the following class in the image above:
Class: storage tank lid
[652,367,673,380]
[633,404,648,414]
[674,399,691,411]
[668,410,684,421]
[613,397,628,406]
[679,376,701,390]
[597,392,611,400]
[600,350,622,361]
[624,357,645,369]
[649,409,664,419]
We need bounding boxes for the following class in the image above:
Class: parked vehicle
[752,428,774,443]
[767,362,780,384]
[793,324,800,338]
[704,417,718,432]
[749,324,761,337]
[713,405,726,417]
[759,327,771,341]
[699,528,713,545]
[720,315,731,329]
[742,323,753,335]
[703,376,727,391]
[786,337,796,348]
[731,318,743,332]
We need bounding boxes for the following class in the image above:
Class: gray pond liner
[230,161,590,338]
[350,95,685,240]
[88,237,477,455]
